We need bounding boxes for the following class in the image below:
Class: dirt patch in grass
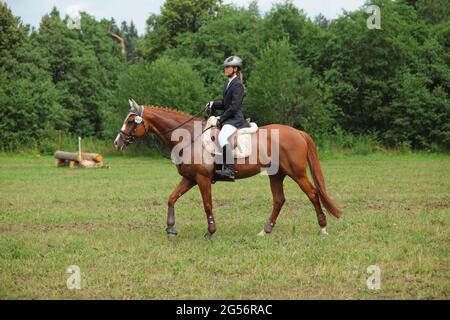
[1,222,160,233]
[425,201,450,209]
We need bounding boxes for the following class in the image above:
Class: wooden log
[54,151,103,162]
[55,151,80,161]
[81,152,103,162]
[111,32,126,56]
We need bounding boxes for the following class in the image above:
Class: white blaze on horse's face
[114,120,128,150]
[114,113,130,150]
[114,98,144,150]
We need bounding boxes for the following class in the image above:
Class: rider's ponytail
[236,68,245,92]
[237,69,243,82]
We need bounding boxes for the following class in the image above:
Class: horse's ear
[129,98,142,114]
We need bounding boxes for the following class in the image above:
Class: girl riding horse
[206,56,250,179]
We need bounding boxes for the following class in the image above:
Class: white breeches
[218,124,238,148]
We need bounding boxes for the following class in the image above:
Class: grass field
[0,153,448,299]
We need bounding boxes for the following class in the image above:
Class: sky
[4,0,366,35]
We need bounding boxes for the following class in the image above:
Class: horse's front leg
[166,177,196,236]
[196,174,215,240]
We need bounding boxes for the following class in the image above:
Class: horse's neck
[143,106,195,147]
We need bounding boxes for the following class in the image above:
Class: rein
[160,105,210,134]
[119,105,214,145]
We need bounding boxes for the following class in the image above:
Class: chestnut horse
[114,99,341,239]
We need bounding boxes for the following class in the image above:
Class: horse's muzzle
[114,134,127,150]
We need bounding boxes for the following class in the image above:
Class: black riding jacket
[212,77,249,129]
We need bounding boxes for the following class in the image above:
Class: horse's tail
[300,131,342,218]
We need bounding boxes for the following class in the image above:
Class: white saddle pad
[201,116,258,158]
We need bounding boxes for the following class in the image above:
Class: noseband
[119,113,149,144]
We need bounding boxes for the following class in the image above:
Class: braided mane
[146,105,202,120]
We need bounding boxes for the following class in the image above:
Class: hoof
[166,227,177,236]
[204,232,213,241]
[319,228,329,236]
[257,229,267,237]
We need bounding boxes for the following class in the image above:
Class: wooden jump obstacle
[54,137,105,168]
[54,150,104,168]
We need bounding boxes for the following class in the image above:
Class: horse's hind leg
[166,177,197,236]
[294,175,328,236]
[258,172,286,236]
[196,174,216,240]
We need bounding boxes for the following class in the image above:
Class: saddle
[201,116,258,158]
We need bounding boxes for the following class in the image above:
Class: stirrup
[216,165,235,179]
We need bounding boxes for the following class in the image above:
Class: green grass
[0,153,449,299]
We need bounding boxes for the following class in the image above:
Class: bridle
[118,112,149,145]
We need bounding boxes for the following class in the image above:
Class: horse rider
[206,55,250,179]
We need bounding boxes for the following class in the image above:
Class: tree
[381,72,449,149]
[312,0,450,149]
[402,0,450,25]
[321,1,421,130]
[166,3,263,98]
[314,14,330,29]
[245,39,337,135]
[117,20,139,61]
[32,8,124,138]
[0,3,67,150]
[260,2,326,73]
[143,0,222,60]
[105,56,208,137]
[0,2,26,57]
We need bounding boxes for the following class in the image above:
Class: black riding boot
[216,144,235,179]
